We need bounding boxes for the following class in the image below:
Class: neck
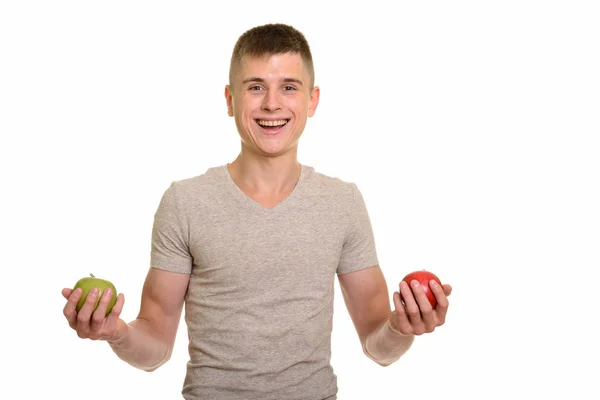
[227,149,301,194]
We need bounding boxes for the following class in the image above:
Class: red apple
[402,270,442,308]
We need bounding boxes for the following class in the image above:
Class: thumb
[62,288,73,299]
[443,284,452,296]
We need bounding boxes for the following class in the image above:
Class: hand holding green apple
[73,273,118,316]
[62,273,126,342]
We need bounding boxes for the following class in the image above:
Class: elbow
[142,364,164,372]
[374,355,406,367]
[361,341,396,367]
[376,362,393,367]
[363,347,400,367]
[142,360,166,372]
[372,356,394,367]
[361,334,412,367]
[141,348,173,372]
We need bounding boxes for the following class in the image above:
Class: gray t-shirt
[150,164,379,400]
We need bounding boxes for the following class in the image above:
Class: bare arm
[108,268,189,371]
[338,265,453,367]
[338,265,414,367]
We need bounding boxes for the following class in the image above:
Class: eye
[248,85,263,91]
[283,85,296,91]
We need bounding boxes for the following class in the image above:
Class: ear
[308,86,320,118]
[225,85,234,117]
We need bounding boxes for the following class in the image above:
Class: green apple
[73,273,117,317]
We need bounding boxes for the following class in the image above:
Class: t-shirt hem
[150,261,192,275]
[336,260,379,275]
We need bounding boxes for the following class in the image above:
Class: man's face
[225,52,320,158]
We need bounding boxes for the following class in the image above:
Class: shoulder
[162,165,229,203]
[303,165,362,203]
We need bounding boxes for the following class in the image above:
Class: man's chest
[186,206,348,297]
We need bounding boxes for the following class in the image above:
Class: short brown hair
[229,23,315,89]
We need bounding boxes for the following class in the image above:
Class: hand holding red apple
[390,269,452,336]
[401,270,443,308]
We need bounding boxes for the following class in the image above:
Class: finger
[104,294,126,341]
[430,280,449,324]
[90,288,113,334]
[443,283,453,296]
[409,280,435,332]
[63,288,82,327]
[409,280,435,312]
[392,291,412,334]
[76,288,99,336]
[62,288,73,299]
[105,293,125,327]
[400,281,424,334]
[429,280,449,307]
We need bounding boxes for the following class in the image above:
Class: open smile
[255,119,290,135]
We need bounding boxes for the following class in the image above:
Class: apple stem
[90,273,95,278]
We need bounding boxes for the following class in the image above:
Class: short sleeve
[150,182,193,274]
[337,183,379,275]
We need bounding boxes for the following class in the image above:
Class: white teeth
[257,119,288,127]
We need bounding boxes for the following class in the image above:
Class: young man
[62,23,452,400]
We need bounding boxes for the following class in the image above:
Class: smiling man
[62,23,452,400]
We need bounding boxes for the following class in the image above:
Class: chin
[253,139,289,154]
[254,144,292,156]
[259,149,287,157]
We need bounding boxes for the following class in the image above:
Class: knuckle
[76,313,88,324]
[92,313,105,324]
[399,328,411,335]
[420,309,433,319]
[420,304,433,313]
[64,311,76,323]
[405,304,418,314]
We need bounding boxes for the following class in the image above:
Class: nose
[261,89,282,112]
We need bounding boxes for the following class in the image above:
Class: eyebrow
[242,77,304,86]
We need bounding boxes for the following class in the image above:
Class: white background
[1,1,599,399]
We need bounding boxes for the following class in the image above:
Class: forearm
[107,318,171,372]
[362,314,415,366]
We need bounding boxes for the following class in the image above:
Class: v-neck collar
[221,164,312,212]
